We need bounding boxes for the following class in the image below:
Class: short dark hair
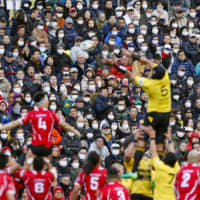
[33,91,46,103]
[107,167,118,180]
[33,156,44,171]
[0,153,8,169]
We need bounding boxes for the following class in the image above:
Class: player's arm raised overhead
[142,126,157,158]
[59,121,81,137]
[165,127,175,153]
[0,119,22,131]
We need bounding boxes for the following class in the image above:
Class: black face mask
[163,152,177,167]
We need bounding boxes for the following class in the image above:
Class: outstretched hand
[164,126,172,141]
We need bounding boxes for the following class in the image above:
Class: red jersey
[75,166,107,200]
[0,170,16,200]
[175,163,200,200]
[98,181,130,200]
[20,107,60,147]
[20,170,54,200]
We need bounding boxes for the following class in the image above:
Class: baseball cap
[111,143,120,149]
[69,7,76,12]
[102,123,110,129]
[65,17,73,24]
[70,67,78,73]
[107,75,115,80]
[127,6,134,11]
[75,36,83,42]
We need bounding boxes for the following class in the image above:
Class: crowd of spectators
[0,0,200,199]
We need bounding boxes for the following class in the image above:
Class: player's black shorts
[144,112,170,144]
[131,194,153,200]
[31,145,52,156]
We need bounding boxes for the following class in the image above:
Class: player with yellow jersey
[144,126,180,200]
[120,49,171,179]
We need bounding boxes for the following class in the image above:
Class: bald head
[187,150,200,163]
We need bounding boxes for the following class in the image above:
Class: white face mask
[52,22,57,27]
[112,31,118,36]
[59,160,67,167]
[133,21,139,25]
[190,12,196,18]
[135,105,142,111]
[102,51,109,57]
[152,29,159,35]
[178,71,185,77]
[146,13,152,18]
[68,132,75,137]
[171,80,177,85]
[108,114,115,120]
[176,114,181,120]
[71,95,78,101]
[72,162,79,168]
[88,32,95,37]
[43,87,50,93]
[122,123,129,129]
[13,88,21,94]
[77,122,84,128]
[58,33,64,38]
[87,114,93,119]
[4,151,11,157]
[182,31,188,36]
[0,48,5,54]
[38,25,44,30]
[57,49,64,55]
[87,132,93,139]
[50,105,57,111]
[88,85,96,91]
[185,102,191,108]
[30,41,37,47]
[128,28,135,34]
[173,95,180,101]
[40,47,46,53]
[151,21,156,26]
[57,13,63,18]
[92,4,99,9]
[25,97,31,103]
[177,131,184,138]
[187,79,194,86]
[128,47,134,52]
[74,85,80,91]
[111,124,118,130]
[188,23,194,28]
[152,40,158,45]
[77,4,83,10]
[60,86,66,93]
[83,97,90,102]
[141,46,148,52]
[116,11,123,17]
[18,41,24,46]
[92,123,98,129]
[13,52,19,57]
[172,23,178,28]
[141,29,147,35]
[118,105,125,111]
[109,40,115,46]
[137,38,144,43]
[77,20,84,25]
[164,49,170,54]
[1,133,8,140]
[78,153,86,160]
[37,5,43,10]
[113,49,120,54]
[112,149,120,155]
[169,121,175,126]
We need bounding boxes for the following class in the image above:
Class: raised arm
[141,126,158,158]
[165,127,175,153]
[59,121,81,137]
[0,120,22,131]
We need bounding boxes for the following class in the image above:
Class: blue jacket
[71,62,89,81]
[104,33,123,47]
[62,25,78,48]
[171,57,196,77]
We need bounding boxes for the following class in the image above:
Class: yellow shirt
[135,71,171,113]
[152,156,180,200]
[124,158,153,197]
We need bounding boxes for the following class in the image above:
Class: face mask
[37,5,43,10]
[187,79,194,86]
[57,49,64,55]
[113,49,120,54]
[71,95,78,101]
[177,131,184,138]
[151,21,156,26]
[182,31,188,36]
[43,87,50,93]
[173,95,180,101]
[170,33,176,38]
[59,160,67,167]
[172,23,178,28]
[13,52,19,57]
[92,123,98,129]
[116,11,123,17]
[13,106,21,114]
[13,88,21,93]
[152,40,158,45]
[24,3,29,8]
[87,114,93,120]
[0,48,5,54]
[146,13,152,18]
[4,151,11,157]
[169,121,175,126]
[109,40,115,46]
[152,29,158,34]
[128,47,134,52]
[57,13,63,18]
[18,41,24,46]
[141,29,147,35]
[97,81,102,88]
[77,122,84,128]
[46,21,50,26]
[102,51,109,57]
[78,153,86,160]
[92,4,99,9]
[133,21,139,25]
[185,102,191,108]
[68,132,75,137]
[190,12,196,18]
[135,105,142,111]
[60,86,66,93]
[142,3,148,9]
[83,97,90,102]
[58,33,64,38]
[189,23,194,28]
[88,32,95,37]
[173,49,179,54]
[30,41,37,47]
[1,133,8,140]
[137,38,144,43]
[50,105,57,111]
[112,149,120,155]
[74,85,80,91]
[157,7,163,11]
[25,97,31,103]
[118,105,125,111]
[77,4,83,10]
[110,124,117,131]
[77,20,84,25]
[164,49,170,54]
[38,25,44,30]
[178,71,185,77]
[141,46,148,52]
[87,132,93,139]
[128,29,135,34]
[108,114,115,120]
[52,22,57,27]
[40,47,46,53]
[72,162,79,168]
[88,85,96,91]
[122,123,129,129]
[176,114,181,120]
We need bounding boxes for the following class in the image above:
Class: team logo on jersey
[138,78,143,85]
[148,116,154,123]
